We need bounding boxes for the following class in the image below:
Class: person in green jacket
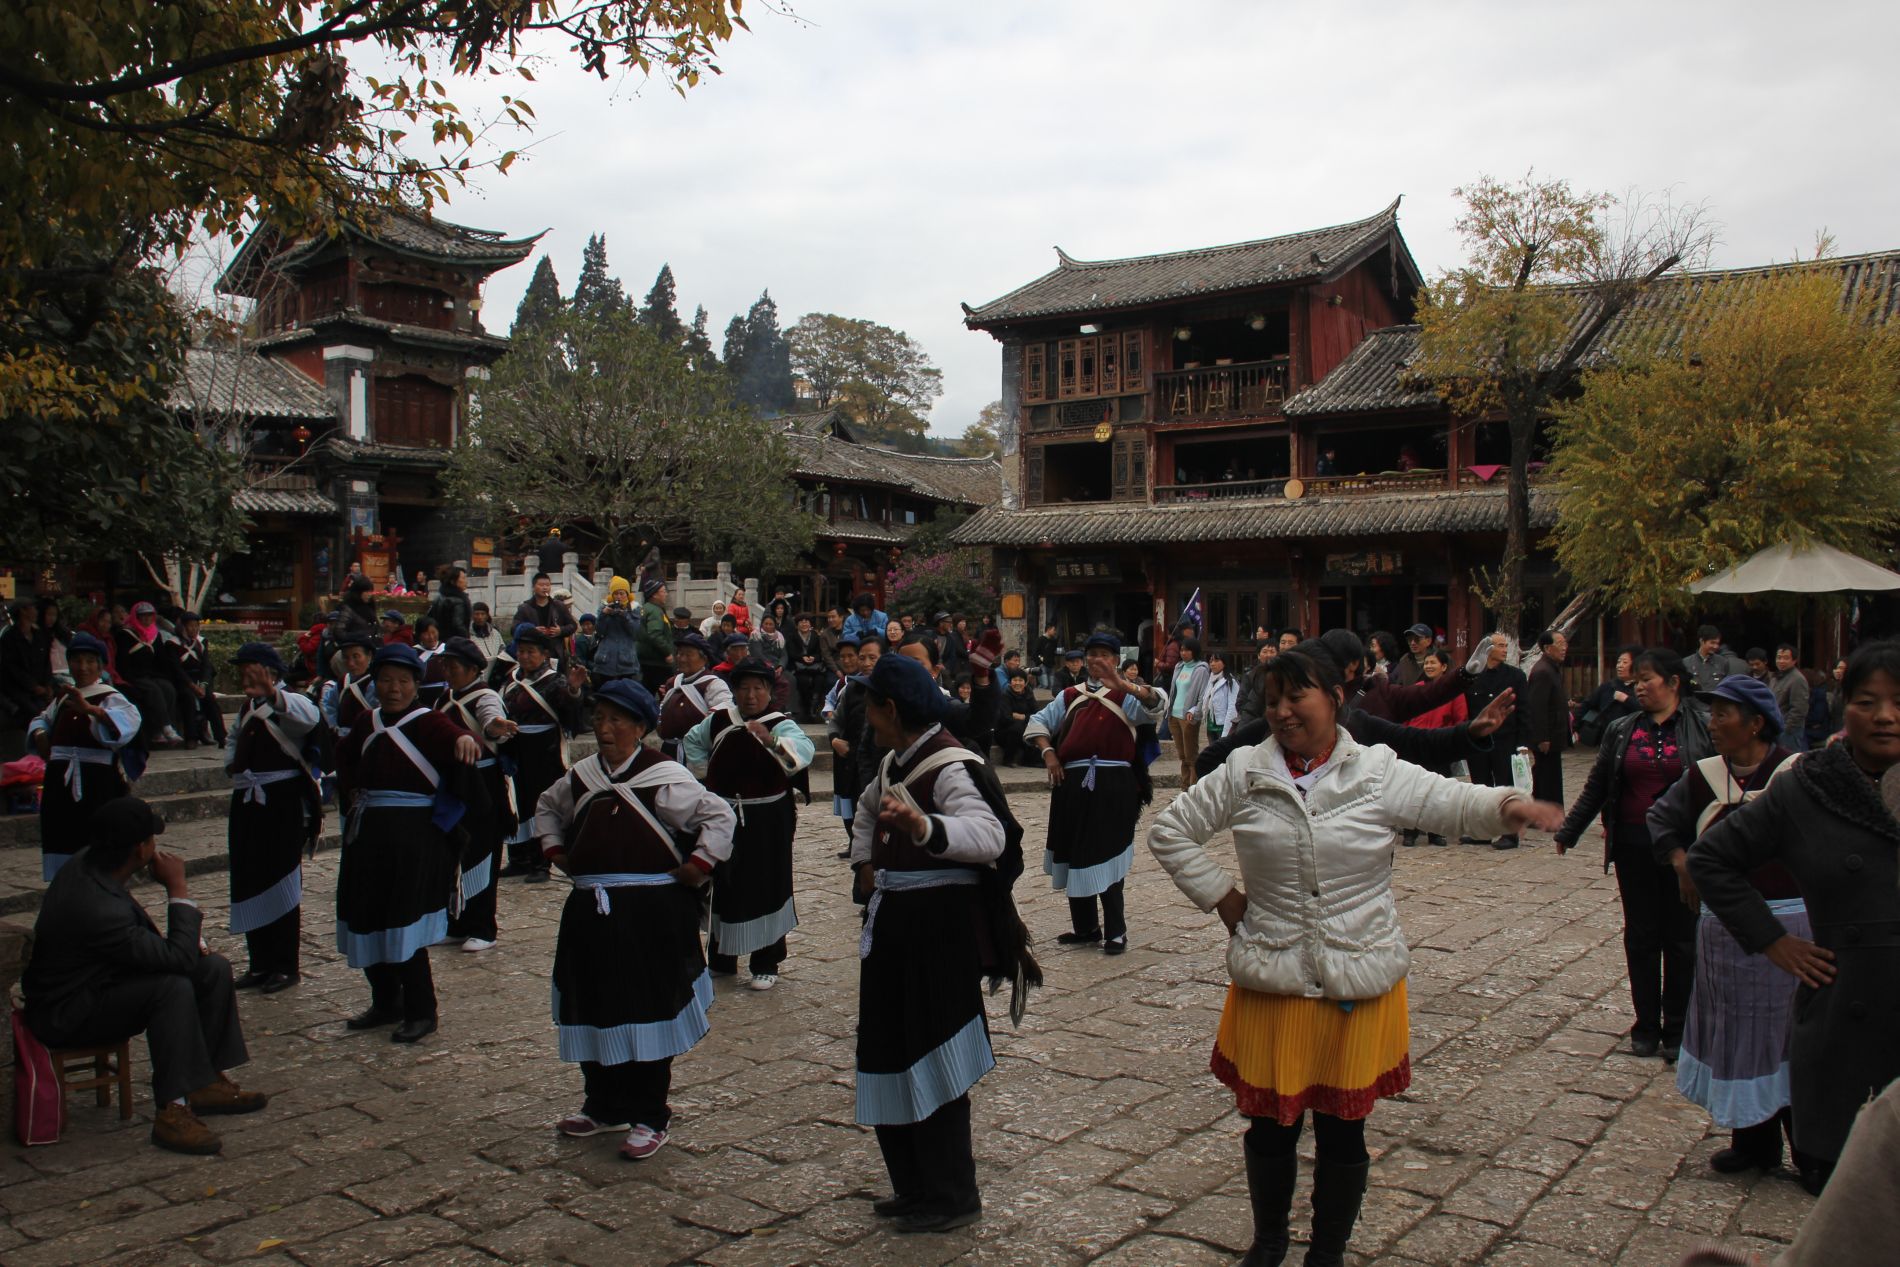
[637,578,676,692]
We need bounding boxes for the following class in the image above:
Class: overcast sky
[445,1,1900,438]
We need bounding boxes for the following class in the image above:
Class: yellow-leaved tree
[1548,257,1900,617]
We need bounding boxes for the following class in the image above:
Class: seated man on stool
[21,797,269,1155]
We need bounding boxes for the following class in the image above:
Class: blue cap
[1083,630,1122,654]
[513,623,555,652]
[594,678,658,727]
[1699,674,1783,738]
[68,632,109,660]
[369,642,424,677]
[728,655,778,685]
[336,630,377,651]
[867,650,947,722]
[381,610,404,623]
[234,641,285,675]
[579,612,598,624]
[675,631,714,659]
[439,636,487,669]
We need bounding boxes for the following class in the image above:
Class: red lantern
[832,540,847,559]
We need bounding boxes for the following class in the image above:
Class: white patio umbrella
[1689,541,1900,594]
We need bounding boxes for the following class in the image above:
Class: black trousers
[244,906,300,977]
[364,950,436,1022]
[1069,881,1126,941]
[33,952,247,1105]
[708,933,785,976]
[875,1093,979,1213]
[582,1058,673,1130]
[122,677,177,743]
[183,689,225,744]
[795,671,826,721]
[995,719,1029,764]
[448,839,504,943]
[1532,748,1564,804]
[1245,1109,1369,1163]
[1611,830,1697,1041]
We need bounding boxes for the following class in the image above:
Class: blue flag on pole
[1181,587,1204,634]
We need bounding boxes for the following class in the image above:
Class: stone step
[0,760,1184,917]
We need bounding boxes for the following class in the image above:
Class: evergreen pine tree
[684,305,718,372]
[637,264,686,346]
[735,290,796,413]
[511,255,564,336]
[572,233,628,323]
[722,313,749,382]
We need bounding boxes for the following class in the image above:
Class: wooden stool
[51,1040,133,1120]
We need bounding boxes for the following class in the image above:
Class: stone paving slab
[0,750,1808,1264]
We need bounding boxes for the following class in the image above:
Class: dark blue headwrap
[369,642,424,677]
[1083,629,1122,654]
[233,641,285,676]
[867,652,947,723]
[594,678,659,728]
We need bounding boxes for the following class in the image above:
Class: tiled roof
[964,200,1417,327]
[171,347,332,420]
[253,311,510,354]
[1282,325,1437,416]
[234,486,337,516]
[950,486,1559,548]
[1289,250,1900,419]
[218,206,543,296]
[322,437,452,467]
[781,428,1001,507]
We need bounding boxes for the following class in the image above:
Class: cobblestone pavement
[0,750,1813,1265]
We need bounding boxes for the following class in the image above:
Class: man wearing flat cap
[1025,629,1164,955]
[435,636,520,951]
[683,656,814,990]
[28,631,142,882]
[636,577,677,693]
[534,678,736,1160]
[223,642,321,993]
[655,632,732,765]
[23,796,268,1154]
[500,625,581,884]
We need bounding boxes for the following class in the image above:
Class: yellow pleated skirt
[1211,978,1411,1124]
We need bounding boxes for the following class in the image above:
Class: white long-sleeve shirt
[534,749,736,871]
[681,708,813,780]
[222,687,320,769]
[848,725,1004,866]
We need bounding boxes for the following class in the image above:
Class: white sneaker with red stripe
[620,1124,669,1160]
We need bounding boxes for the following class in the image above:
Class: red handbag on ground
[11,1007,63,1145]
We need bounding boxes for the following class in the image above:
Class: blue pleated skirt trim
[1676,1047,1792,1130]
[336,910,447,968]
[554,969,714,1065]
[833,795,855,819]
[709,896,797,956]
[856,1014,995,1126]
[230,868,302,933]
[505,818,537,846]
[42,851,72,883]
[1044,843,1133,898]
[461,854,494,903]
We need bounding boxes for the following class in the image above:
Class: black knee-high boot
[1240,1142,1296,1266]
[1303,1159,1370,1267]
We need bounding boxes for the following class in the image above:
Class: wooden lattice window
[1077,337,1097,396]
[1027,447,1046,504]
[1123,330,1146,392]
[1057,340,1079,399]
[1023,343,1047,403]
[1113,435,1147,501]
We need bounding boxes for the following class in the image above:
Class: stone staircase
[0,723,1182,919]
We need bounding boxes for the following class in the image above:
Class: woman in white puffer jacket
[1147,644,1560,1267]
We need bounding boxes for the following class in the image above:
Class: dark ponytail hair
[1263,646,1345,704]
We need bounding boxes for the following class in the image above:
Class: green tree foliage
[787,312,943,443]
[572,234,629,324]
[957,400,1005,456]
[443,306,815,577]
[684,305,718,372]
[1413,172,1709,634]
[731,291,795,413]
[512,255,564,337]
[638,263,685,346]
[2,0,746,560]
[0,266,248,571]
[1549,263,1900,617]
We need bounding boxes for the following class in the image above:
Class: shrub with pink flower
[887,547,994,617]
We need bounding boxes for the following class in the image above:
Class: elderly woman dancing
[1148,647,1560,1266]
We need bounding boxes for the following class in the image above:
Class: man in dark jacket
[1523,629,1571,803]
[22,798,268,1154]
[512,573,577,647]
[1233,639,1276,726]
[1391,623,1436,688]
[1466,631,1531,848]
[1683,625,1748,693]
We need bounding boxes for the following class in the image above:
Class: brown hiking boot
[188,1073,269,1116]
[151,1103,222,1155]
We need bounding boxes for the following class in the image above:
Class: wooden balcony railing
[1154,478,1289,504]
[1155,358,1291,421]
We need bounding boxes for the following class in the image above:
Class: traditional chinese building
[956,206,1900,667]
[190,208,541,628]
[776,409,1001,612]
[953,200,1560,657]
